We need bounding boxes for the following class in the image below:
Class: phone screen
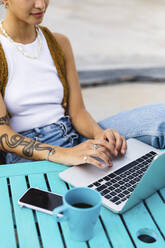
[19,188,62,211]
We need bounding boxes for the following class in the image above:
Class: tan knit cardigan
[0,26,69,112]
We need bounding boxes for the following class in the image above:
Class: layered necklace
[0,20,42,59]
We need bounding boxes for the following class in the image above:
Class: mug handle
[53,205,68,222]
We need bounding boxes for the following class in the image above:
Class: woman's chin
[29,15,45,25]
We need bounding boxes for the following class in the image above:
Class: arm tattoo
[0,114,10,126]
[0,133,52,158]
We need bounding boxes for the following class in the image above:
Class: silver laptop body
[59,138,165,213]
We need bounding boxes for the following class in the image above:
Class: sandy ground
[44,0,165,70]
[82,82,165,121]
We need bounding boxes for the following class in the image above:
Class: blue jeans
[6,103,165,164]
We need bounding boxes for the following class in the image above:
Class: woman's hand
[51,139,112,169]
[49,129,126,168]
[94,128,127,157]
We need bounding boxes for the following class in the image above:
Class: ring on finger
[93,144,100,150]
[83,156,88,163]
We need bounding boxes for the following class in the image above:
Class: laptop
[59,138,165,213]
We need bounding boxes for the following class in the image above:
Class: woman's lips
[31,12,44,18]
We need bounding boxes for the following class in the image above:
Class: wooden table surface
[1,161,165,248]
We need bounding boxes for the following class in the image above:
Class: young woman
[0,0,164,168]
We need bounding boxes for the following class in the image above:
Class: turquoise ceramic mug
[53,187,102,241]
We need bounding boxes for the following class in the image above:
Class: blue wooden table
[1,160,165,248]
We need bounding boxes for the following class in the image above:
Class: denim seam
[127,130,165,138]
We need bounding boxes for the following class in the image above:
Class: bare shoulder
[53,32,70,45]
[53,32,72,55]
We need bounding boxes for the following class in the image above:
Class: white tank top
[0,28,65,132]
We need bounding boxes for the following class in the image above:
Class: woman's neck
[2,16,37,44]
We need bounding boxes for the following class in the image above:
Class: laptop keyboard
[88,151,157,205]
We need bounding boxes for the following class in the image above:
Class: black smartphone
[18,187,63,215]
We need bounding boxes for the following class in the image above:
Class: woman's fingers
[85,156,104,168]
[110,130,126,155]
[86,155,110,169]
[111,130,122,153]
[70,137,126,169]
[103,130,118,155]
[92,137,117,157]
[113,132,127,155]
[87,145,113,167]
[97,129,127,156]
[97,147,113,166]
[120,136,127,154]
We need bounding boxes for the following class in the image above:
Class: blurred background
[42,0,165,70]
[1,0,165,121]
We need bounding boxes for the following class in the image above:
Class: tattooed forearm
[0,133,52,158]
[0,114,10,126]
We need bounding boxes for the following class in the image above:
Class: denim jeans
[6,103,165,164]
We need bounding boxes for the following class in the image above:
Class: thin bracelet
[46,148,56,161]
